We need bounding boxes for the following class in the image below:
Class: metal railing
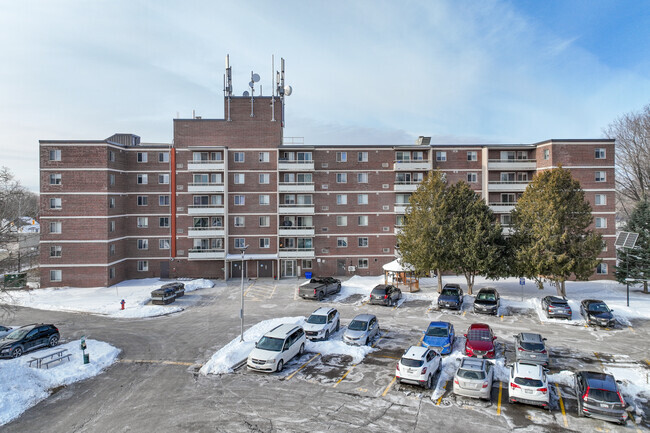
[278,225,315,230]
[394,180,423,185]
[278,247,315,252]
[188,159,224,164]
[188,248,225,253]
[278,181,314,186]
[279,203,314,207]
[487,159,536,163]
[488,202,518,206]
[488,180,529,184]
[188,204,224,208]
[188,182,224,187]
[189,226,224,231]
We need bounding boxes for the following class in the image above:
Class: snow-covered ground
[0,339,120,426]
[0,278,214,318]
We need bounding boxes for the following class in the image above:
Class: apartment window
[259,238,270,248]
[137,217,149,228]
[137,196,148,206]
[259,173,270,184]
[358,215,368,226]
[49,198,62,209]
[595,194,607,206]
[49,149,61,161]
[234,173,245,184]
[234,152,245,162]
[357,194,368,205]
[159,239,170,250]
[358,237,369,247]
[436,151,447,162]
[302,259,313,269]
[159,217,169,228]
[596,263,608,275]
[49,174,62,185]
[137,239,149,250]
[50,245,62,258]
[159,152,169,163]
[159,195,170,206]
[357,173,368,183]
[259,194,270,205]
[259,152,270,162]
[412,151,424,161]
[336,194,347,205]
[137,260,148,272]
[109,174,115,185]
[109,268,115,279]
[595,171,606,182]
[137,174,148,184]
[517,173,528,182]
[595,217,607,228]
[396,215,405,226]
[234,216,245,227]
[337,237,348,247]
[159,174,169,184]
[109,244,115,256]
[467,173,478,183]
[50,270,62,282]
[358,259,369,269]
[50,221,62,234]
[500,214,512,226]
[137,152,147,163]
[108,150,115,162]
[396,151,410,162]
[109,221,115,232]
[259,216,270,227]
[336,173,347,183]
[234,238,246,249]
[337,216,347,226]
[595,148,606,159]
[336,152,347,162]
[467,151,477,161]
[234,195,245,205]
[358,152,368,162]
[543,149,550,160]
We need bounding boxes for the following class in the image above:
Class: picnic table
[28,349,71,369]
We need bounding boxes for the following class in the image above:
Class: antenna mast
[225,55,232,121]
[271,55,275,122]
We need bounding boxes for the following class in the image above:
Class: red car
[464,323,496,358]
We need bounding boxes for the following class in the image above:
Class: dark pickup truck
[299,277,342,300]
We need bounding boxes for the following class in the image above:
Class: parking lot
[2,277,649,432]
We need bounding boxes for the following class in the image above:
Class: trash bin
[83,353,90,364]
[305,272,313,279]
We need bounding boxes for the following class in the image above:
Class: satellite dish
[243,91,249,97]
[249,81,255,88]
[284,85,292,96]
[252,73,260,83]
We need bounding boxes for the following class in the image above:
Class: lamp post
[239,244,249,342]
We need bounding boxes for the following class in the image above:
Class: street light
[239,244,249,342]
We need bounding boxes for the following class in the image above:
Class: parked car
[508,362,550,409]
[343,314,379,346]
[473,288,500,315]
[304,307,340,341]
[438,284,464,310]
[247,324,306,373]
[580,299,616,327]
[575,371,628,425]
[541,296,572,319]
[0,325,13,339]
[298,277,342,301]
[0,324,60,359]
[514,333,549,366]
[369,284,402,306]
[464,323,496,358]
[422,321,455,355]
[453,358,494,400]
[395,346,441,389]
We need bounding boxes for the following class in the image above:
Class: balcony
[278,182,315,193]
[394,225,404,235]
[488,202,516,213]
[187,227,225,238]
[187,160,225,171]
[393,160,431,171]
[278,160,315,171]
[487,159,536,171]
[501,226,514,236]
[487,181,529,192]
[188,248,226,260]
[188,182,225,193]
[394,204,408,214]
[394,181,422,192]
[188,205,225,215]
[278,204,315,215]
[278,248,315,259]
[278,226,315,236]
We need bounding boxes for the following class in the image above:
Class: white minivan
[247,324,306,373]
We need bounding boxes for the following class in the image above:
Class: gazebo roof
[382,259,414,272]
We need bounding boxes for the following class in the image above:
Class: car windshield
[348,320,368,331]
[256,336,284,352]
[307,315,327,325]
[441,289,458,296]
[426,327,448,337]
[588,388,621,403]
[5,328,30,340]
[401,358,424,368]
[0,326,8,332]
[588,303,609,312]
[521,342,545,352]
[371,287,386,295]
[514,377,543,387]
[458,369,486,380]
[468,330,491,341]
[477,293,496,301]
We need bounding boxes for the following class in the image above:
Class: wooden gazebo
[383,259,420,292]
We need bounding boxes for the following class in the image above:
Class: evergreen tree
[511,167,603,297]
[615,198,650,293]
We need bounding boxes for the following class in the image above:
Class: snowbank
[0,339,120,426]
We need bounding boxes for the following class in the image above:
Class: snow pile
[2,278,214,318]
[306,338,374,364]
[0,339,120,426]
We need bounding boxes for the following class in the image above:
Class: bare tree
[603,104,650,215]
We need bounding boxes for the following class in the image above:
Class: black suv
[438,284,464,310]
[369,285,402,306]
[541,296,572,319]
[0,324,60,358]
[580,299,616,327]
[473,288,500,315]
[575,371,628,424]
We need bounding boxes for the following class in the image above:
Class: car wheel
[299,343,305,355]
[276,360,284,372]
[335,320,340,332]
[11,347,23,358]
[317,291,324,301]
[325,330,330,341]
[337,284,342,293]
[48,335,59,347]
[426,374,434,389]
[576,399,583,417]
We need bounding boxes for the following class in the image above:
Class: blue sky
[0,0,648,192]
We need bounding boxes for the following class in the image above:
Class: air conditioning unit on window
[382,163,389,168]
[382,205,389,210]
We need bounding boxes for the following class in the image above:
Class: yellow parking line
[497,382,503,415]
[555,384,568,428]
[268,284,278,299]
[628,412,643,433]
[500,315,503,321]
[594,352,605,368]
[118,359,198,367]
[462,311,466,317]
[382,376,397,397]
[285,353,320,381]
[418,334,424,346]
[333,364,357,388]
[372,331,388,348]
[243,281,256,296]
[373,354,401,360]
[436,380,449,405]
[426,307,433,314]
[628,326,635,332]
[392,302,400,310]
[644,359,650,367]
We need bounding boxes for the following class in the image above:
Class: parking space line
[555,384,568,428]
[627,411,643,433]
[392,302,399,310]
[500,315,503,321]
[644,359,650,367]
[462,311,466,317]
[373,354,400,360]
[268,284,277,299]
[594,352,604,368]
[243,281,256,296]
[118,359,199,367]
[285,353,320,381]
[418,334,424,346]
[436,380,449,405]
[382,376,397,397]
[496,382,503,415]
[333,364,357,388]
[372,331,388,348]
[628,326,635,332]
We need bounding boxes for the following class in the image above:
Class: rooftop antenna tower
[249,71,260,117]
[271,55,276,122]
[224,55,232,121]
[276,57,292,127]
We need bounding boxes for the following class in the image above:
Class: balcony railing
[278,159,315,171]
[394,180,423,185]
[278,247,315,258]
[278,225,314,230]
[279,203,314,208]
[187,160,225,171]
[488,202,517,206]
[488,181,528,185]
[188,182,225,193]
[487,159,536,163]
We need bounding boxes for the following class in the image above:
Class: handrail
[278,247,315,252]
[394,180,423,185]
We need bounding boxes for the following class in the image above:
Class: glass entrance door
[281,260,296,277]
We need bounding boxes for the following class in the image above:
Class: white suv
[304,307,340,341]
[395,346,441,389]
[247,324,306,373]
[508,362,550,409]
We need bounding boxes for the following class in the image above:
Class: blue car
[422,321,455,355]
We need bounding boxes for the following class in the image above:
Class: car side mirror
[543,338,547,341]
[254,342,258,348]
[610,309,614,313]
[512,335,517,338]
[544,368,550,373]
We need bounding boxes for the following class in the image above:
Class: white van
[247,324,306,373]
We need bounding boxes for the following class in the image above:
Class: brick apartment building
[39,82,616,288]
